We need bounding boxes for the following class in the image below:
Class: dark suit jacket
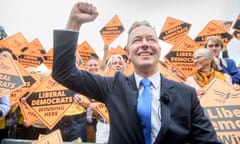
[52,30,221,144]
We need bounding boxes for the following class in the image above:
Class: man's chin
[139,62,152,68]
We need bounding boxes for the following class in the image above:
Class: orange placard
[0,40,9,49]
[100,15,125,45]
[211,20,233,32]
[233,14,240,31]
[77,41,98,66]
[43,48,53,70]
[10,62,40,104]
[124,62,134,76]
[32,129,63,144]
[3,32,27,52]
[0,55,24,97]
[158,63,184,82]
[93,102,109,123]
[200,79,240,144]
[106,45,126,60]
[25,74,74,129]
[194,21,233,49]
[159,16,191,45]
[18,101,39,127]
[15,40,44,68]
[233,30,240,40]
[164,36,198,79]
[31,39,47,55]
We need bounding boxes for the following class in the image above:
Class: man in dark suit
[52,2,221,144]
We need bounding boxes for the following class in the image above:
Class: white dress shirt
[134,72,161,144]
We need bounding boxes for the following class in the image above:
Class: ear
[126,47,131,61]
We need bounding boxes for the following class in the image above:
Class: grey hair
[194,48,213,60]
[194,48,218,70]
[127,20,157,46]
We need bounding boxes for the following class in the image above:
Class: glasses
[207,44,220,48]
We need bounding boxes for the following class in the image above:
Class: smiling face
[86,59,99,73]
[126,22,161,77]
[193,48,213,72]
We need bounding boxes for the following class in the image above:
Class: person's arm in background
[0,94,10,117]
[100,44,109,71]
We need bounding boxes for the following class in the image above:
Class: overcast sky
[1,0,240,66]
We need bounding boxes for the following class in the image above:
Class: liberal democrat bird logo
[213,89,239,103]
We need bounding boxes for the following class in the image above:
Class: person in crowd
[204,36,240,90]
[0,48,11,119]
[185,48,232,96]
[94,54,125,143]
[85,56,108,143]
[100,45,109,71]
[0,96,10,118]
[85,55,103,75]
[0,48,16,142]
[52,2,221,144]
[104,54,125,75]
[0,94,11,142]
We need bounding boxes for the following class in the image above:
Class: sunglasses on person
[207,44,220,48]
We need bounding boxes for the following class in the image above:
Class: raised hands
[66,2,99,31]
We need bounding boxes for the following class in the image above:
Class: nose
[141,38,149,48]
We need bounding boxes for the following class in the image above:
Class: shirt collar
[134,72,161,89]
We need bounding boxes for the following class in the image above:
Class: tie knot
[141,78,151,87]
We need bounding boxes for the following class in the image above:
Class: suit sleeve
[52,30,109,102]
[189,89,221,144]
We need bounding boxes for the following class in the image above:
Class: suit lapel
[154,75,176,143]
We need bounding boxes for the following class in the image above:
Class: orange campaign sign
[124,62,134,76]
[200,79,240,144]
[18,101,39,127]
[25,74,74,129]
[94,102,109,123]
[194,21,233,49]
[100,15,125,45]
[32,129,63,144]
[77,41,98,65]
[15,40,44,68]
[10,62,40,103]
[0,40,9,49]
[159,16,191,45]
[233,14,240,31]
[2,32,27,52]
[106,45,126,60]
[232,15,240,40]
[43,48,53,70]
[211,20,233,32]
[158,63,184,83]
[233,30,240,40]
[31,39,47,55]
[164,36,198,79]
[0,55,24,97]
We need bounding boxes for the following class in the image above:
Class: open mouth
[138,52,153,56]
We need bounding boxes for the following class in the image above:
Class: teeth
[139,52,152,56]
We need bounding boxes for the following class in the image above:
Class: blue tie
[137,78,152,144]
